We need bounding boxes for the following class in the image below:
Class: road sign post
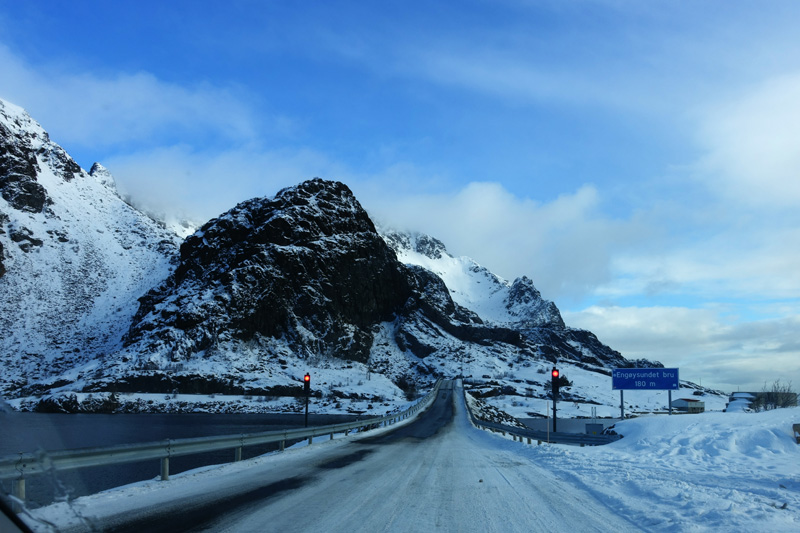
[612,368,679,417]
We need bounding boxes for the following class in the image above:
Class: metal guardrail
[0,379,443,509]
[464,391,621,447]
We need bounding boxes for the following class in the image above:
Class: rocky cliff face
[124,179,414,365]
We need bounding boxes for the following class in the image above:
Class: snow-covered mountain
[0,99,181,397]
[93,178,642,396]
[1,98,702,415]
[381,231,564,329]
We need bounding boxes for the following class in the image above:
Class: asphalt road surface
[61,380,639,533]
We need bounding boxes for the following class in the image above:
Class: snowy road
[27,381,800,533]
[79,380,637,533]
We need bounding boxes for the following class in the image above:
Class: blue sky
[1,0,799,392]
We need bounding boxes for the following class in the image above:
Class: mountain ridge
[0,98,684,415]
[0,99,181,397]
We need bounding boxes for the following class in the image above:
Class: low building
[726,391,798,412]
[671,398,705,414]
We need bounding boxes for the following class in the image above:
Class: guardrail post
[235,447,242,462]
[279,440,285,451]
[160,457,170,481]
[12,478,24,513]
[308,436,313,445]
[527,437,532,445]
[330,432,334,440]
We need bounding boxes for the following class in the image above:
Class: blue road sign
[612,368,679,390]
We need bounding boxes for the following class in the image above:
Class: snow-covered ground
[494,407,800,531]
[6,375,410,416]
[471,362,730,420]
[7,354,730,419]
[20,382,800,532]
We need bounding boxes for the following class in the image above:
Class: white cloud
[565,305,800,392]
[605,223,800,301]
[361,181,648,302]
[696,73,800,208]
[106,145,350,224]
[404,44,663,115]
[0,44,256,149]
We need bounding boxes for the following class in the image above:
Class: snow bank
[611,409,799,460]
[521,407,800,531]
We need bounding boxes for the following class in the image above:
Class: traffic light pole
[551,367,559,433]
[552,396,557,432]
[304,373,311,428]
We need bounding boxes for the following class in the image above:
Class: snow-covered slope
[0,99,181,396]
[382,230,564,328]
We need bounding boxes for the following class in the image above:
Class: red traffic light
[304,373,310,383]
[551,368,559,379]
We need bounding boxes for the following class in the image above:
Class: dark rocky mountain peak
[0,115,48,213]
[382,230,448,260]
[126,178,413,366]
[89,162,116,190]
[507,276,566,329]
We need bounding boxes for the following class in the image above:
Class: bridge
[2,381,635,532]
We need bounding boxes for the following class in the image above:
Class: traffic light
[551,367,560,397]
[304,373,310,395]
